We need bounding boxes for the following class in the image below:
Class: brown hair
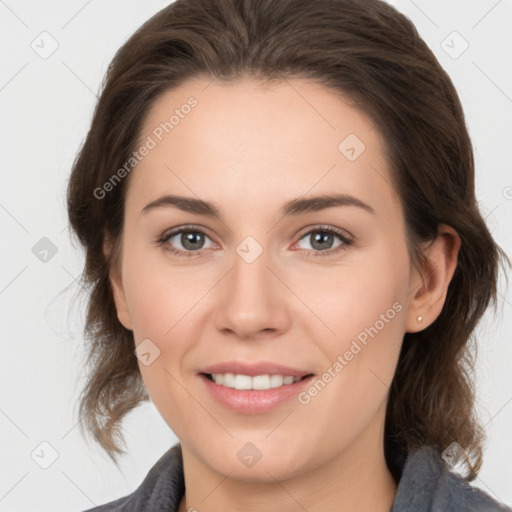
[66,0,509,479]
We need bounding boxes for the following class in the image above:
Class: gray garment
[83,443,511,511]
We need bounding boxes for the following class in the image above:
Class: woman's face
[110,76,419,480]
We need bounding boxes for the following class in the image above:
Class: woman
[67,0,511,510]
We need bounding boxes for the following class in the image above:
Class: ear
[103,235,133,331]
[405,223,461,333]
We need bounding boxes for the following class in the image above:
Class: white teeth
[253,375,270,390]
[234,374,252,390]
[269,375,284,388]
[211,373,302,390]
[223,373,235,388]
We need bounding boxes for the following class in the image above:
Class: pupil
[183,231,203,250]
[312,232,332,250]
[179,231,333,251]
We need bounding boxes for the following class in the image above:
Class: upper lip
[198,361,314,378]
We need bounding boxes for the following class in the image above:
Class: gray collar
[84,443,510,511]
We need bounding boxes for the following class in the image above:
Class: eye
[294,226,352,257]
[157,224,353,258]
[157,226,216,258]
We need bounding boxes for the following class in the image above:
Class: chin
[193,437,316,483]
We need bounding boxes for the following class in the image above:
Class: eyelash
[156,224,353,259]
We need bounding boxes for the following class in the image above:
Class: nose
[213,243,291,340]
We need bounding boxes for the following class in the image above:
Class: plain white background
[1,1,511,510]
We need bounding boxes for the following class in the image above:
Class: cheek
[290,272,406,457]
[121,256,198,434]
[124,273,171,339]
[295,245,408,360]
[121,250,209,388]
[121,246,196,339]
[298,245,408,413]
[330,267,405,357]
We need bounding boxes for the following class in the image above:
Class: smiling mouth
[201,372,314,391]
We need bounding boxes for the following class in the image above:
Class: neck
[178,410,397,512]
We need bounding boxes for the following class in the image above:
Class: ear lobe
[405,224,461,333]
[103,234,133,331]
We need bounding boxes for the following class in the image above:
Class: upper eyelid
[161,224,352,247]
[296,224,352,240]
[163,224,217,243]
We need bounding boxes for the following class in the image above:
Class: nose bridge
[214,234,289,338]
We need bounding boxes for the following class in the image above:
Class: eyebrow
[140,193,376,218]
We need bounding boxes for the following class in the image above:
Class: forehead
[139,75,380,156]
[127,76,401,222]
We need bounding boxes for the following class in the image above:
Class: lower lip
[199,374,314,414]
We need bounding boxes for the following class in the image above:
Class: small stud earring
[417,316,423,322]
